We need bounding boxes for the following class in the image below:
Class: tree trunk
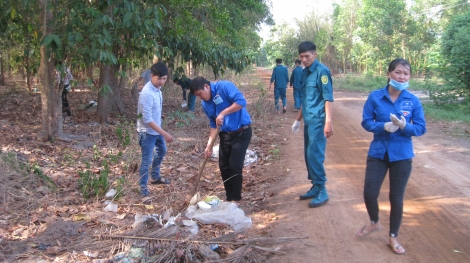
[26,52,32,92]
[39,0,62,140]
[0,51,5,86]
[96,63,111,123]
[112,63,125,114]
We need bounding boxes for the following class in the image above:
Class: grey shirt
[141,69,151,85]
[136,81,162,135]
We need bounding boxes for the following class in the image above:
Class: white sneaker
[181,101,187,108]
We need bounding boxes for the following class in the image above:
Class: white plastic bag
[185,202,252,232]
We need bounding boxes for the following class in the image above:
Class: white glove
[384,122,399,133]
[292,120,301,133]
[390,113,406,129]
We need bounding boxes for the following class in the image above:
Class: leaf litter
[0,73,302,262]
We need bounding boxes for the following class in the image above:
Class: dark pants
[218,127,252,201]
[363,153,412,237]
[62,85,71,116]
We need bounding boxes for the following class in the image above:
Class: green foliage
[165,110,195,128]
[116,117,133,148]
[78,160,110,200]
[422,101,470,125]
[336,73,428,92]
[441,11,470,100]
[334,74,385,92]
[114,176,126,200]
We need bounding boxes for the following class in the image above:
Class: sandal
[150,177,170,185]
[388,244,405,254]
[356,224,382,238]
[142,196,153,204]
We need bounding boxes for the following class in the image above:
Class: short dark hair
[295,59,301,64]
[173,77,179,83]
[189,76,210,93]
[298,41,316,54]
[150,62,168,77]
[276,58,282,64]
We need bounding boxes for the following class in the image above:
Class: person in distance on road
[289,59,303,112]
[291,41,334,208]
[269,58,289,114]
[356,58,426,255]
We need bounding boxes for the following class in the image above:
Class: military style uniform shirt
[201,81,252,133]
[136,81,163,136]
[270,64,289,88]
[362,86,426,162]
[290,65,303,88]
[301,60,334,125]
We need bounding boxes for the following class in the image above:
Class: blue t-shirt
[301,60,334,125]
[201,81,252,133]
[270,65,289,88]
[290,65,303,88]
[362,86,426,161]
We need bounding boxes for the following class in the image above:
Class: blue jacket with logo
[362,86,426,162]
[201,81,252,133]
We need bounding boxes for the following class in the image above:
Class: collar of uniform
[209,82,217,101]
[380,85,412,100]
[304,59,319,74]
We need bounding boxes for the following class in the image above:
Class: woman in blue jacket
[356,59,426,254]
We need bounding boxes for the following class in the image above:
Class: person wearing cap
[190,76,252,202]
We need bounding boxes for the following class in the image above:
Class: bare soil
[254,69,470,262]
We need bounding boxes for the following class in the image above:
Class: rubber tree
[38,0,63,140]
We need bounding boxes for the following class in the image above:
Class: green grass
[334,73,428,92]
[422,101,470,124]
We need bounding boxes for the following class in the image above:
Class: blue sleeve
[284,68,289,83]
[140,93,154,125]
[319,68,334,101]
[223,82,247,107]
[202,103,217,128]
[270,68,275,83]
[401,98,426,136]
[361,93,386,134]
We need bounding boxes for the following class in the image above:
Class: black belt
[227,124,251,134]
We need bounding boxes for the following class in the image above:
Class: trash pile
[211,146,258,167]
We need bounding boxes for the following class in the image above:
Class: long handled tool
[190,126,220,204]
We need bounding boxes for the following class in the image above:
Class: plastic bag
[185,202,252,232]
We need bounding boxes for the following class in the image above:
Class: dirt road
[255,69,470,262]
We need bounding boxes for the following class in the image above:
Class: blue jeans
[188,92,196,112]
[363,153,412,237]
[293,87,302,110]
[138,132,167,196]
[303,120,327,187]
[274,87,287,111]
